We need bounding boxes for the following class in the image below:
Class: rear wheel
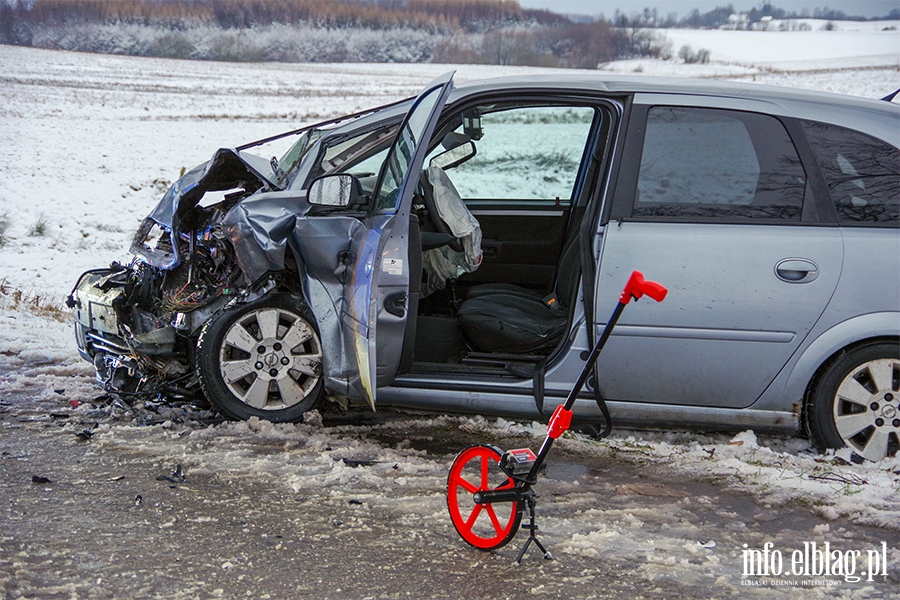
[197,295,323,422]
[807,341,900,462]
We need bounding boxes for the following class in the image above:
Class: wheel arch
[801,335,900,428]
[785,312,900,424]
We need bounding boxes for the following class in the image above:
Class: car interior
[316,99,610,375]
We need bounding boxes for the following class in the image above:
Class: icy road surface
[2,391,898,600]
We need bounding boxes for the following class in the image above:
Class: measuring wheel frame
[446,271,669,561]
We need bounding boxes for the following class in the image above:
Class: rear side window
[802,120,899,225]
[634,107,807,221]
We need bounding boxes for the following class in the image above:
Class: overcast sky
[518,1,899,19]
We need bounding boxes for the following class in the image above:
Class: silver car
[70,73,900,461]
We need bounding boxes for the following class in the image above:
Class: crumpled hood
[147,148,277,229]
[132,148,278,269]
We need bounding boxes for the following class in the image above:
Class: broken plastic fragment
[31,475,51,484]
[156,464,185,484]
[698,541,716,549]
[340,458,378,467]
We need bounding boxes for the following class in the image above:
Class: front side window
[634,107,806,221]
[372,85,447,211]
[802,120,899,225]
[431,105,596,203]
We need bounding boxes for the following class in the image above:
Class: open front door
[343,72,455,409]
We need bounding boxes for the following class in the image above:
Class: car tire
[196,294,324,422]
[807,341,900,462]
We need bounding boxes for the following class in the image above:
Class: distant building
[723,13,750,30]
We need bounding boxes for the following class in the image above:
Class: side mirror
[429,141,476,171]
[307,174,359,207]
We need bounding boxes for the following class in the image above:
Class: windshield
[236,128,321,189]
[274,128,322,185]
[234,101,407,190]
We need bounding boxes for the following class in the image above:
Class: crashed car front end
[70,148,275,400]
[68,102,408,418]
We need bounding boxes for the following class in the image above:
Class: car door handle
[481,242,501,258]
[775,258,819,283]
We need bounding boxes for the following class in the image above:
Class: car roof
[451,74,900,145]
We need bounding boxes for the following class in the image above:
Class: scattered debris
[348,499,363,505]
[340,458,378,467]
[31,475,51,484]
[109,475,126,481]
[134,494,142,506]
[156,463,185,484]
[53,389,65,395]
[75,429,94,441]
[698,541,716,548]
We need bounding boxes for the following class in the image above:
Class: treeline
[2,0,561,33]
[1,1,895,67]
[0,0,662,67]
[639,2,900,29]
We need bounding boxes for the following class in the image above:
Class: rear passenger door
[595,97,843,409]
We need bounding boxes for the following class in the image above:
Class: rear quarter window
[633,106,807,222]
[801,120,900,225]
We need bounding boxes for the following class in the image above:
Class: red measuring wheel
[447,444,522,550]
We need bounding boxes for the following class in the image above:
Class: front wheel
[196,295,324,422]
[807,341,900,462]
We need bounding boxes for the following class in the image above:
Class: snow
[1,29,899,592]
[599,19,899,79]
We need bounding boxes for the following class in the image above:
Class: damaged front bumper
[70,264,236,399]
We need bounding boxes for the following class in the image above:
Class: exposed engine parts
[71,201,244,401]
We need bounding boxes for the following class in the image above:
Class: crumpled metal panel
[133,148,276,269]
[221,187,370,399]
[222,191,303,285]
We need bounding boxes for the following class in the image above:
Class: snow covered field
[600,19,900,76]
[1,26,899,597]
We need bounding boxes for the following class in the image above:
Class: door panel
[595,223,842,408]
[595,101,843,409]
[342,72,454,408]
[467,204,569,290]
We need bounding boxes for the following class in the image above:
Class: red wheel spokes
[447,445,521,550]
[484,504,503,533]
[449,472,478,494]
